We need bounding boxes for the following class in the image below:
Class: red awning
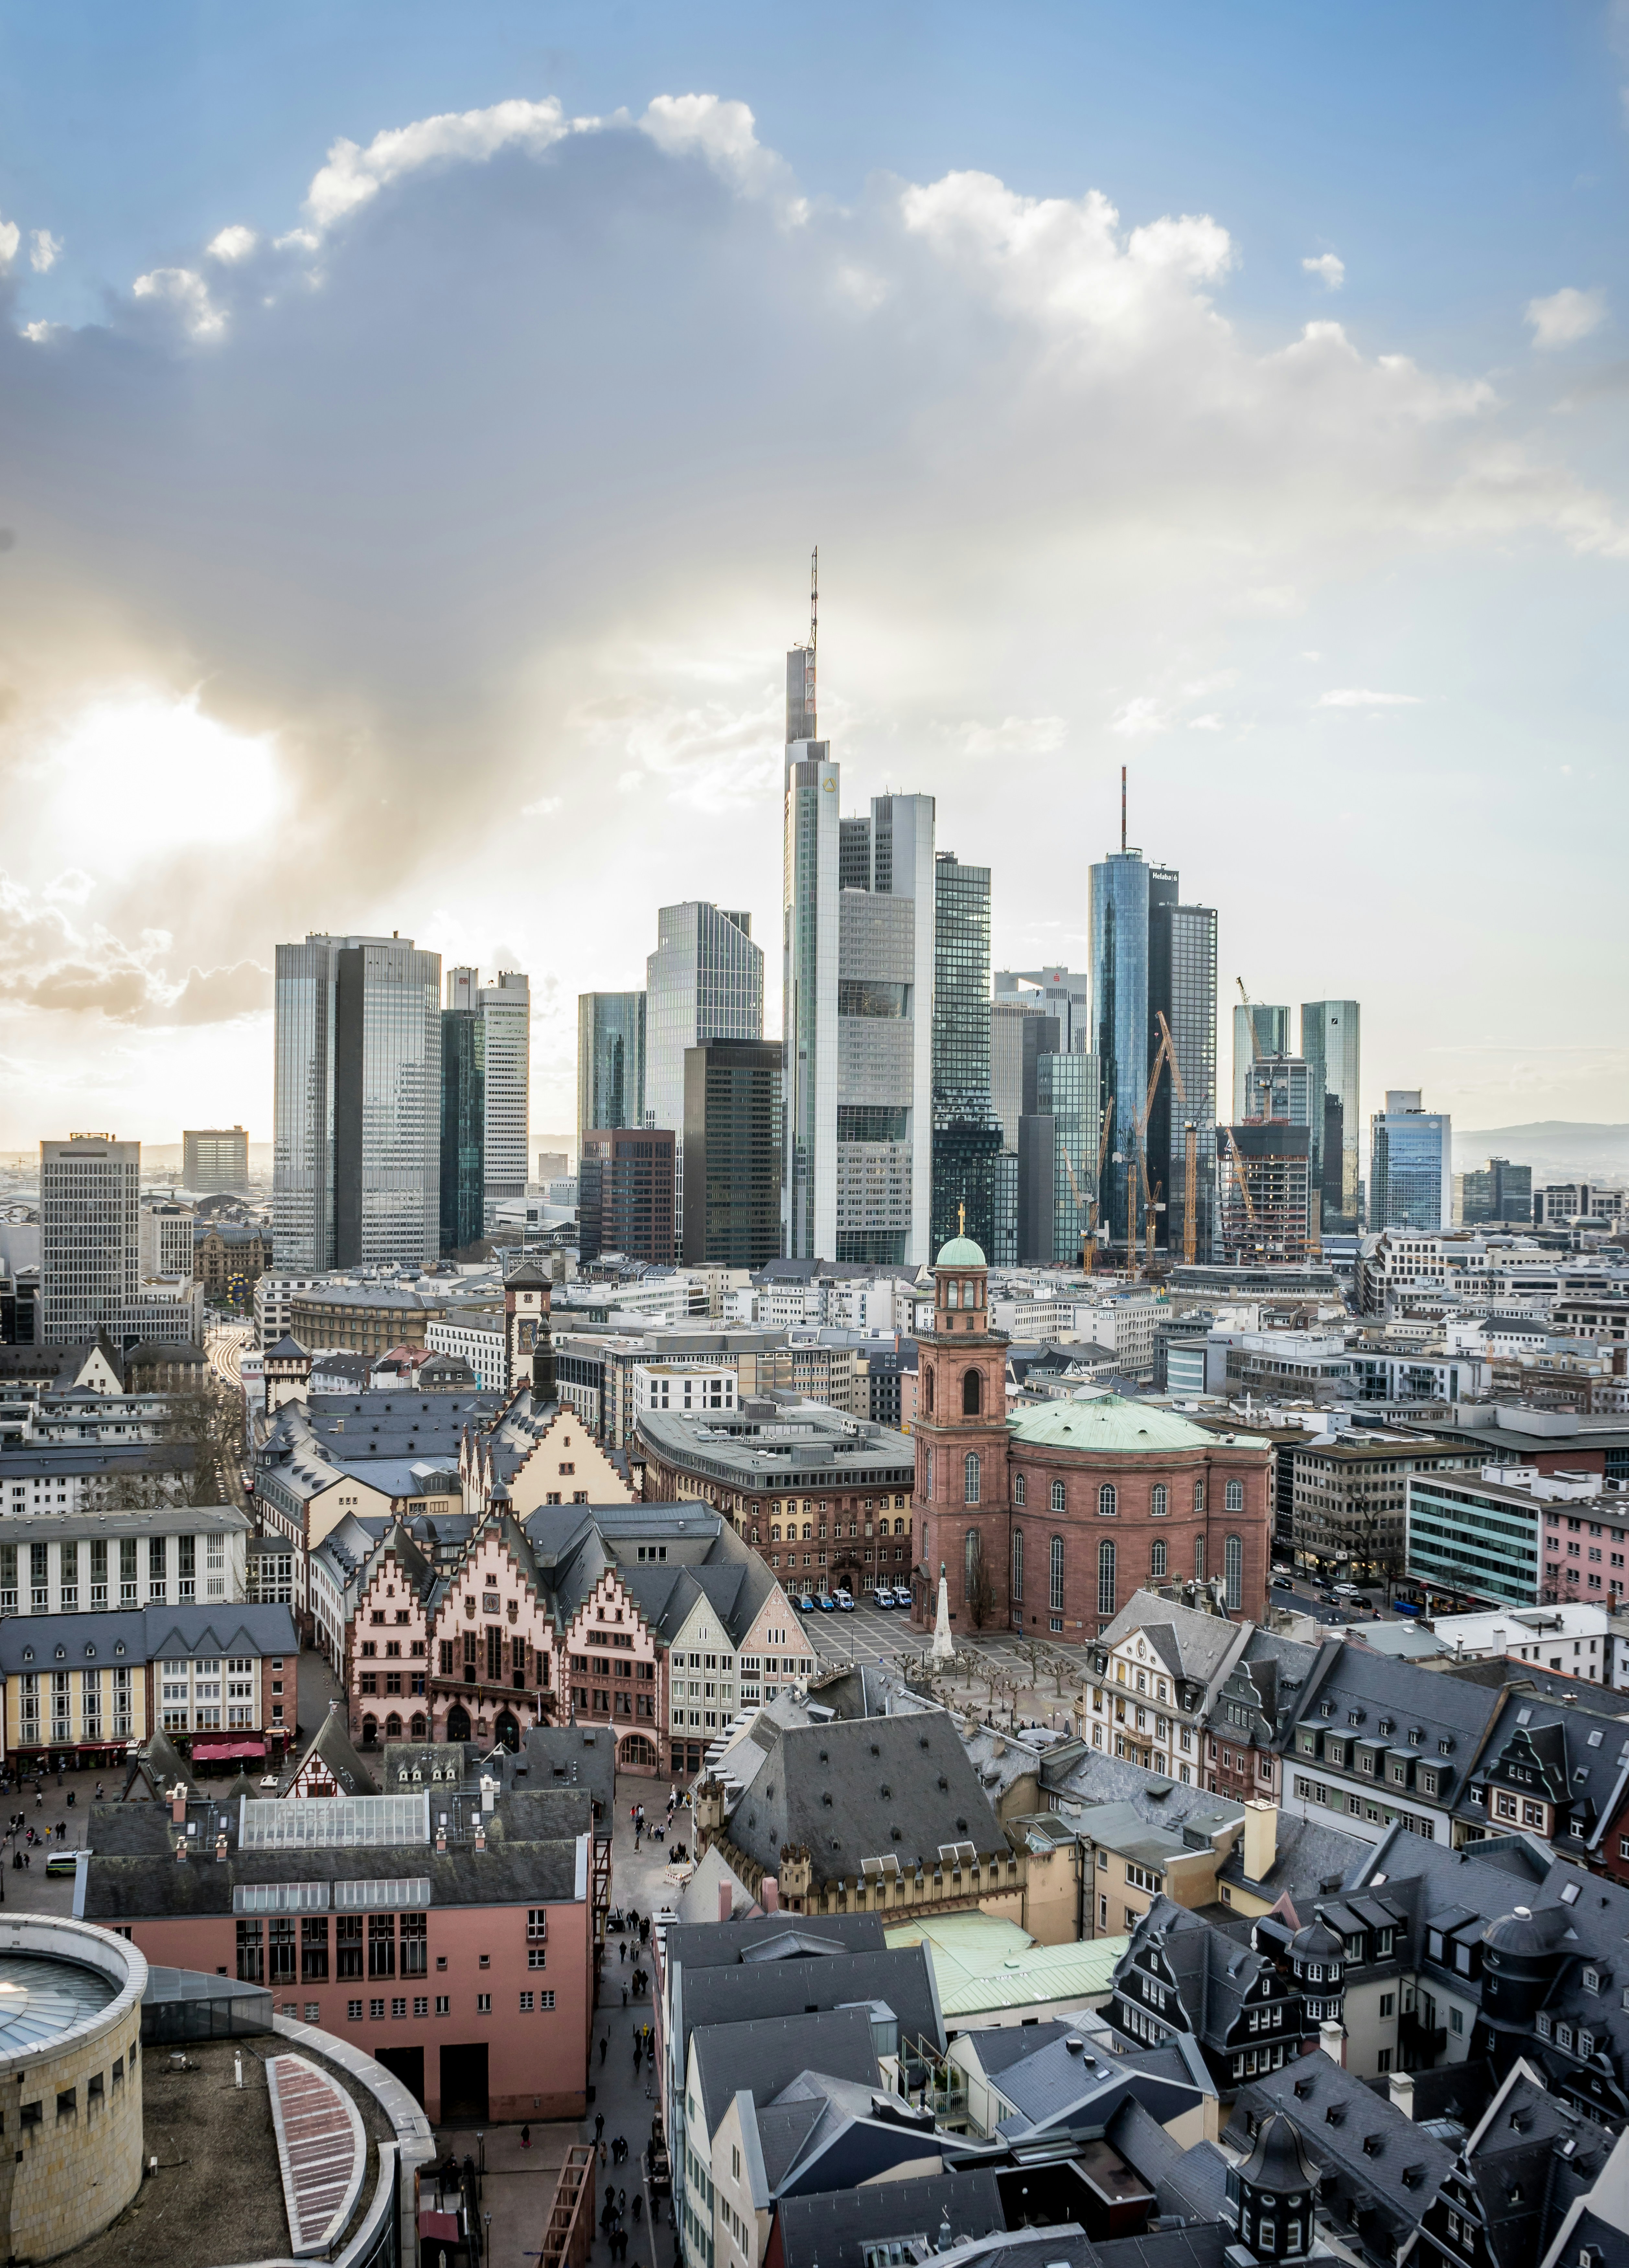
[190,1736,267,1761]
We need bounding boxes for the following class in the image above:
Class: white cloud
[0,217,18,269]
[1187,713,1225,731]
[21,320,61,344]
[1302,252,1345,290]
[130,267,225,339]
[1110,696,1175,738]
[955,715,1067,757]
[29,230,61,274]
[637,94,780,197]
[1316,688,1424,708]
[1525,286,1607,350]
[303,96,582,232]
[522,794,562,818]
[206,225,258,264]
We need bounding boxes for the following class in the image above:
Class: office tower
[646,904,763,1255]
[990,997,1051,1151]
[1301,1001,1361,1236]
[682,1038,783,1266]
[440,999,485,1256]
[994,968,1090,1054]
[1017,1049,1101,1263]
[537,1150,568,1183]
[931,853,1003,1256]
[182,1127,250,1194]
[1369,1090,1452,1232]
[782,611,934,1266]
[1155,901,1218,1265]
[1244,1055,1315,1129]
[1457,1157,1533,1226]
[40,1135,141,1343]
[272,934,442,1269]
[578,1129,675,1264]
[1231,1003,1290,1120]
[447,967,530,1204]
[576,993,646,1151]
[139,1201,195,1279]
[1089,828,1216,1258]
[1219,1122,1313,1262]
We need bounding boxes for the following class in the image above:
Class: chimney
[719,1880,733,1925]
[1388,2073,1416,2120]
[170,1787,187,1826]
[175,1836,188,1866]
[762,1876,780,1913]
[1242,1800,1278,1882]
[1319,2019,1345,2067]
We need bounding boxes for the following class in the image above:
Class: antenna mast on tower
[810,546,818,654]
[1121,764,1127,855]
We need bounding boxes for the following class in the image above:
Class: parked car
[1272,1576,1294,1590]
[834,1592,855,1612]
[794,1593,817,1612]
[889,1586,913,1608]
[872,1588,894,1609]
[815,1593,837,1612]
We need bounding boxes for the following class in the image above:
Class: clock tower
[912,1214,1011,1633]
[503,1259,558,1399]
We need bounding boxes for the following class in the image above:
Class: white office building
[40,1136,141,1345]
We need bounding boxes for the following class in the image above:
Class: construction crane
[1130,1018,1179,1276]
[1224,1124,1258,1246]
[1236,976,1263,1069]
[1081,1096,1114,1272]
[1155,1011,1199,1267]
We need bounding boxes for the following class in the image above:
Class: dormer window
[1537,2014,1553,2039]
[1584,1967,1600,1993]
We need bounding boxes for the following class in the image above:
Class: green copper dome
[935,1234,987,1267]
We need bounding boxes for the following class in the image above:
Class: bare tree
[964,1537,998,1632]
[164,1380,243,1504]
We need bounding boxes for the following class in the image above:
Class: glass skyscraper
[1232,1004,1290,1120]
[1301,1001,1361,1235]
[683,1037,783,1266]
[273,934,442,1268]
[1370,1089,1452,1232]
[931,853,1002,1256]
[1017,1049,1101,1263]
[1161,902,1218,1264]
[576,992,646,1153]
[1090,852,1150,1251]
[446,967,530,1205]
[439,1005,485,1256]
[646,903,763,1254]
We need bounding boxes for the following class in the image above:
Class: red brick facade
[911,1244,1272,1639]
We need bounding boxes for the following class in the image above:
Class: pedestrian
[634,2043,642,2077]
[633,2195,643,2224]
[622,1984,628,2008]
[522,2123,532,2151]
[595,2112,605,2141]
[600,2035,608,2066]
[599,2142,608,2172]
[618,2188,626,2218]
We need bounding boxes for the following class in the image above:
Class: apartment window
[1097,1539,1116,1618]
[1050,1536,1065,1614]
[302,1919,329,1981]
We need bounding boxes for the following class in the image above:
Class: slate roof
[717,1710,1004,1886]
[1044,1747,1245,1840]
[1465,1684,1629,1863]
[0,1605,297,1674]
[679,1944,943,2069]
[960,2021,1078,2077]
[1225,2052,1456,2251]
[283,1707,378,1797]
[1213,1810,1371,1910]
[774,2170,1006,2268]
[1105,2097,1230,2222]
[690,2005,880,2141]
[1097,1595,1247,1688]
[1443,2061,1615,2268]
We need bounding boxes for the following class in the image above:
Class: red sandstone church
[911,1232,1272,1639]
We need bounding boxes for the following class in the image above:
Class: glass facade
[439,1008,485,1256]
[1232,1004,1290,1120]
[931,853,1002,1256]
[1018,1050,1101,1263]
[1370,1095,1452,1232]
[1090,853,1150,1251]
[682,1038,783,1266]
[648,903,763,1255]
[1163,902,1218,1263]
[39,1139,141,1344]
[275,934,441,1269]
[1301,1001,1361,1235]
[576,992,646,1149]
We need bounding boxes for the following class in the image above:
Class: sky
[1,0,1626,1156]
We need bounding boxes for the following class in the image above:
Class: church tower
[503,1260,557,1400]
[912,1217,1010,1633]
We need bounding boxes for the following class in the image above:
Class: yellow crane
[1155,1010,1199,1267]
[1224,1124,1258,1249]
[1132,1023,1177,1278]
[1236,975,1262,1065]
[1081,1096,1114,1272]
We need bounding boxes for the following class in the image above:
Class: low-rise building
[0,1505,250,1614]
[426,1307,509,1391]
[193,1221,272,1302]
[1405,1462,1628,1612]
[1289,1429,1483,1585]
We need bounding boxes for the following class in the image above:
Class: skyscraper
[447,967,530,1205]
[273,934,442,1269]
[182,1127,250,1194]
[990,995,1051,1150]
[1231,1004,1290,1119]
[576,993,646,1153]
[994,968,1090,1053]
[40,1135,140,1344]
[782,608,934,1266]
[1370,1090,1452,1232]
[683,1038,783,1266]
[1300,1001,1361,1235]
[440,998,485,1257]
[646,903,763,1253]
[1089,824,1216,1259]
[1017,1049,1101,1263]
[931,853,1002,1256]
[579,1129,675,1265]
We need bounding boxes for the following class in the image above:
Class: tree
[964,1536,997,1631]
[164,1379,244,1504]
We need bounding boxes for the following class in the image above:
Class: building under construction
[1219,1117,1314,1263]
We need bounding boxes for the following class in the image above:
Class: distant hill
[1455,1123,1629,1184]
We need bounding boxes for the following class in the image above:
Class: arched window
[962,1369,982,1416]
[1195,1537,1206,1581]
[410,1712,427,1740]
[925,1368,935,1413]
[1226,1478,1245,1512]
[1050,1479,1066,1515]
[1013,1473,1026,1507]
[1193,1477,1205,1514]
[385,1711,403,1739]
[964,1528,981,1601]
[947,1279,960,1309]
[1097,1539,1117,1617]
[1050,1536,1065,1613]
[1012,1530,1024,1602]
[770,1524,781,1541]
[964,1452,981,1505]
[802,1522,812,1540]
[961,1279,974,1307]
[1151,1540,1167,1580]
[926,1451,935,1498]
[1151,1484,1168,1518]
[894,1517,905,1535]
[1098,1483,1117,1519]
[1225,1534,1244,1610]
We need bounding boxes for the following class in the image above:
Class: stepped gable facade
[912,1232,1272,1640]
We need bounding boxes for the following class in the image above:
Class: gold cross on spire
[958,1200,966,1237]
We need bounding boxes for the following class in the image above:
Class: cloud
[206,225,258,263]
[0,218,17,269]
[1526,286,1607,350]
[1187,713,1225,731]
[1303,253,1345,290]
[303,96,581,231]
[522,794,563,817]
[954,716,1067,757]
[0,873,268,1025]
[1109,696,1175,738]
[130,266,225,339]
[29,230,60,274]
[1315,688,1424,708]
